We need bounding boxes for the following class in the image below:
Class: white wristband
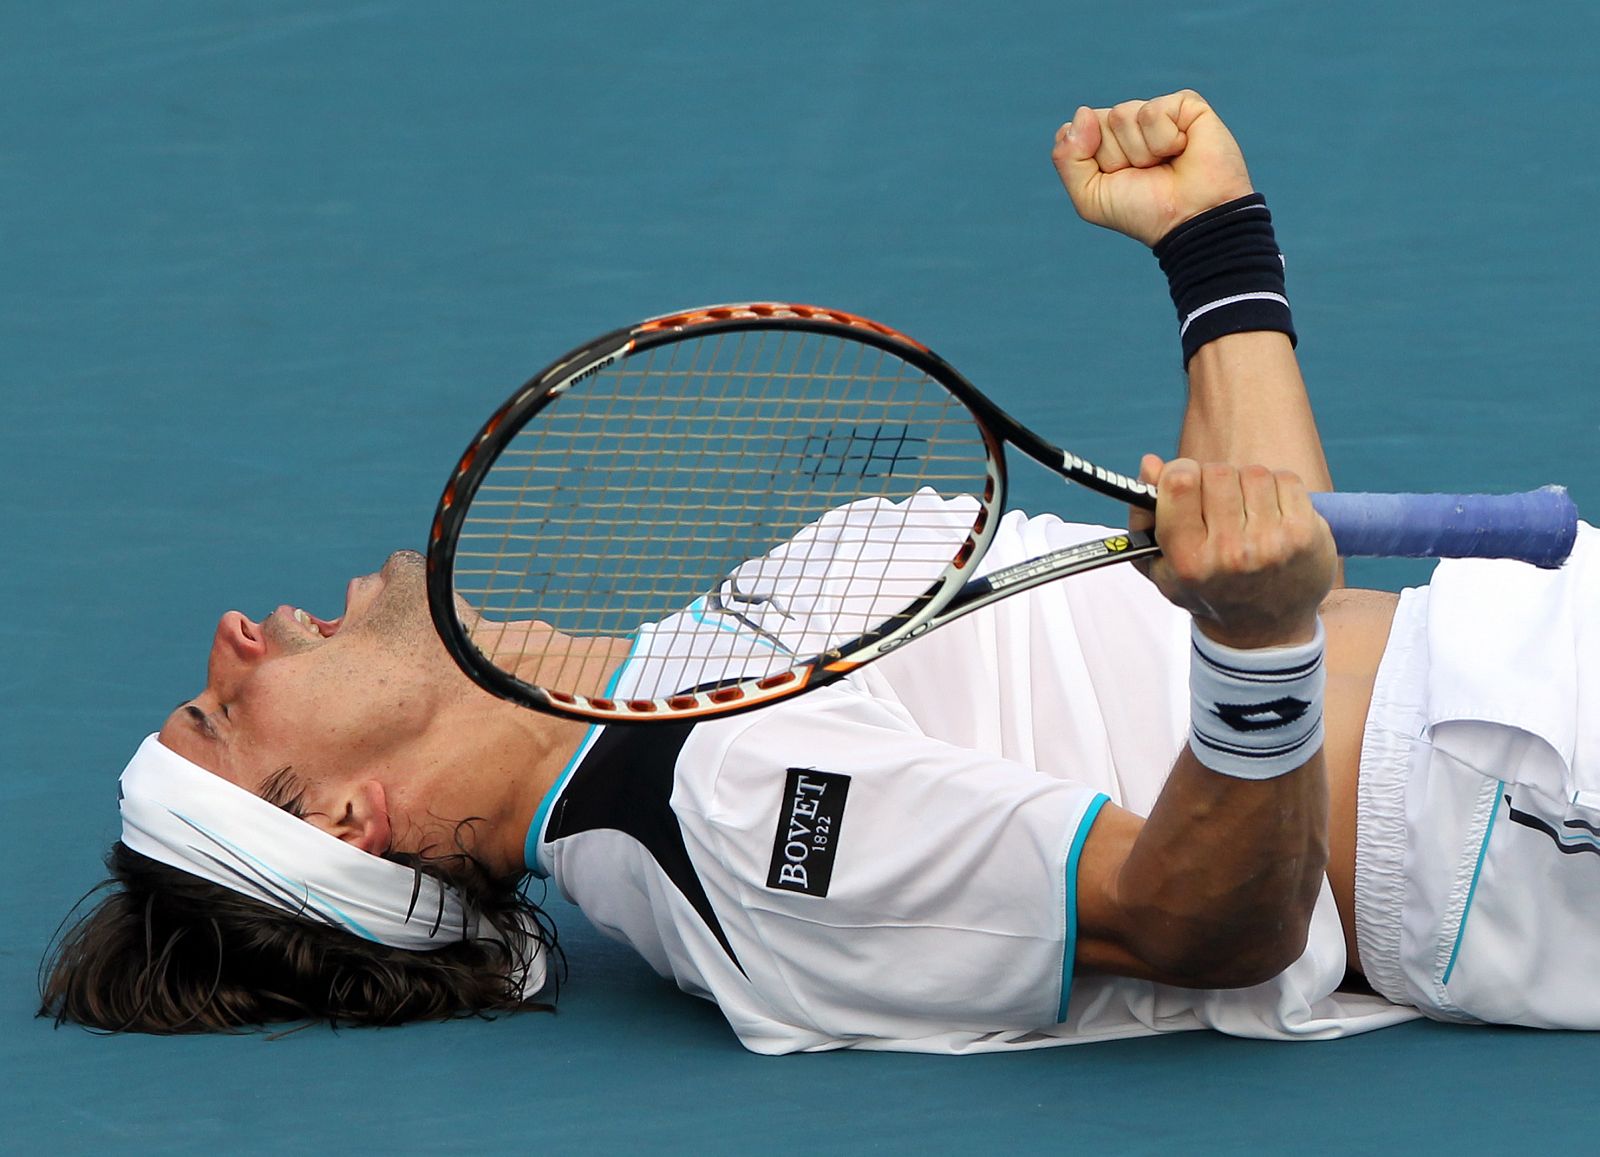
[1189,619,1326,780]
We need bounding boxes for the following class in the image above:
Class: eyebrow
[177,701,221,743]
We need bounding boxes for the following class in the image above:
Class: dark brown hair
[38,837,563,1034]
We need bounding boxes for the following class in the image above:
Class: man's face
[157,550,466,797]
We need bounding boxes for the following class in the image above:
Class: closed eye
[180,702,221,742]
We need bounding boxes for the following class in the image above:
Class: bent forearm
[1178,331,1332,492]
[1109,745,1329,988]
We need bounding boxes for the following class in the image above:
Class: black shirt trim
[548,721,746,976]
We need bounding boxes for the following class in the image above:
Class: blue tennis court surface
[5,2,1598,1151]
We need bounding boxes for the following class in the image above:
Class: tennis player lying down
[42,90,1600,1053]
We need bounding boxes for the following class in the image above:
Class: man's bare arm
[1075,457,1334,986]
[1181,332,1331,492]
[1052,90,1334,492]
[1048,91,1337,986]
[1071,455,1334,985]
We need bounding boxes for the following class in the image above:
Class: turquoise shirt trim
[1058,792,1110,1022]
[522,635,641,878]
[1441,780,1504,986]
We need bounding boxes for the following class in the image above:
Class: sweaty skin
[156,550,590,879]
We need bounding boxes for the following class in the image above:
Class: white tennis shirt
[528,495,1411,1052]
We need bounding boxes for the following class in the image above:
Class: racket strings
[451,329,993,701]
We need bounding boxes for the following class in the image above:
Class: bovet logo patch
[765,768,850,897]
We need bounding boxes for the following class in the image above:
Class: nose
[205,610,269,693]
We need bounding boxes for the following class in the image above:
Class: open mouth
[290,607,343,638]
[274,564,395,642]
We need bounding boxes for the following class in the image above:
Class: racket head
[427,303,1007,724]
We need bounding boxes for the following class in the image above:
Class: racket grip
[1311,486,1578,568]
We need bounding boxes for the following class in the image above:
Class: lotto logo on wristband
[1189,621,1326,780]
[766,768,850,897]
[1211,696,1312,732]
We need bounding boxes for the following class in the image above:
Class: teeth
[293,608,316,633]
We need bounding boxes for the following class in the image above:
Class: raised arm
[1078,458,1335,986]
[1051,90,1333,493]
[1048,92,1339,987]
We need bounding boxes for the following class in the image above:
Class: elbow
[1076,794,1329,990]
[1194,927,1312,990]
[1127,903,1317,990]
[1115,831,1329,989]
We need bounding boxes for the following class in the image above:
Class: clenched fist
[1129,453,1335,650]
[1052,90,1254,247]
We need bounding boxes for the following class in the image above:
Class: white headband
[118,734,546,994]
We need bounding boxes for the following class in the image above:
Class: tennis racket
[427,302,1577,725]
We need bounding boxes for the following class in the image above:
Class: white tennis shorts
[1356,523,1600,1027]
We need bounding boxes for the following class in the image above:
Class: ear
[325,779,393,855]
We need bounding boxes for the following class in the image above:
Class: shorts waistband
[1353,586,1429,1005]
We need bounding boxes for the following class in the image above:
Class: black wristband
[1152,192,1296,368]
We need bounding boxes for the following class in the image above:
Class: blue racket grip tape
[1310,486,1577,568]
